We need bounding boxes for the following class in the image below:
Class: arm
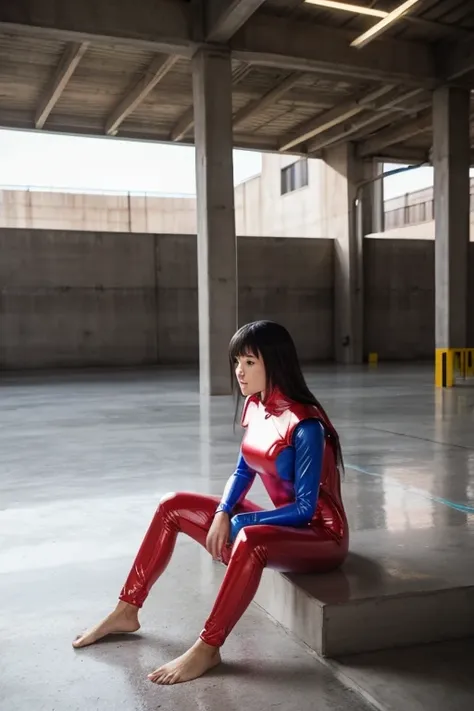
[215,450,256,516]
[229,419,325,541]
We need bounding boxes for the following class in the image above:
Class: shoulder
[285,403,328,445]
[292,418,325,447]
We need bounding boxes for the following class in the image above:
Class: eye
[246,359,255,366]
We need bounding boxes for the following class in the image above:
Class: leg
[149,523,346,684]
[73,491,233,648]
[201,523,347,645]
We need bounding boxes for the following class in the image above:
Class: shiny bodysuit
[119,389,349,647]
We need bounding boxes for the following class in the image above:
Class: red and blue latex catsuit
[119,388,349,647]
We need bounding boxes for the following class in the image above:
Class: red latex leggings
[119,492,346,647]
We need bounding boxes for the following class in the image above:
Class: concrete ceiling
[0,0,474,164]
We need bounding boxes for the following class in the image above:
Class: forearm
[215,451,256,515]
[230,501,313,540]
[215,474,253,515]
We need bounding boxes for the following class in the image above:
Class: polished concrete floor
[1,364,473,710]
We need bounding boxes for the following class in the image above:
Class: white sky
[0,129,262,195]
[0,127,450,200]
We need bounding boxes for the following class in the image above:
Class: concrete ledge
[254,526,474,657]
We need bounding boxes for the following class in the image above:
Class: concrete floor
[1,364,474,710]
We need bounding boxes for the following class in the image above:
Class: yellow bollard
[466,349,474,377]
[368,352,378,367]
[435,349,454,388]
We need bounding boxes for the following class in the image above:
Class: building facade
[2,155,474,239]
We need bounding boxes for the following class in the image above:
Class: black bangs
[228,323,260,363]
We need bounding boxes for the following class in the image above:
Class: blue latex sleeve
[229,419,325,541]
[215,451,256,515]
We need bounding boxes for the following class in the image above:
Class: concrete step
[254,526,474,657]
[327,637,474,711]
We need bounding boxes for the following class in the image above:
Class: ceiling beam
[35,41,88,129]
[206,0,266,43]
[374,145,431,164]
[0,0,443,86]
[310,112,394,155]
[358,110,432,158]
[0,109,280,152]
[170,107,194,142]
[439,37,474,80]
[350,0,422,50]
[105,54,178,136]
[0,0,193,56]
[279,85,397,152]
[231,13,436,86]
[307,89,426,154]
[233,72,303,129]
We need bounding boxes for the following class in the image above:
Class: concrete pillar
[372,160,385,234]
[433,86,470,349]
[324,143,372,364]
[192,48,237,395]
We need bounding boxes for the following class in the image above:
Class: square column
[433,86,470,350]
[324,143,372,364]
[372,160,385,234]
[192,48,237,395]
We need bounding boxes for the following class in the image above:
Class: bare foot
[72,601,140,648]
[148,639,221,685]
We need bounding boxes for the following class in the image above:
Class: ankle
[116,601,139,618]
[196,638,220,655]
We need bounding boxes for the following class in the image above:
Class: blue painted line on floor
[347,463,474,515]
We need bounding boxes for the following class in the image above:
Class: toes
[148,668,164,683]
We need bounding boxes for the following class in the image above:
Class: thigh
[161,491,261,549]
[242,524,347,574]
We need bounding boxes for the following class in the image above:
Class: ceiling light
[350,0,422,48]
[304,1,387,18]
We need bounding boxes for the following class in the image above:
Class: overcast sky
[0,128,452,199]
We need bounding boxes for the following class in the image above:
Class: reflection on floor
[1,365,473,710]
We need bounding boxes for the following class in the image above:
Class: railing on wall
[385,199,434,230]
[384,192,474,230]
[0,184,195,199]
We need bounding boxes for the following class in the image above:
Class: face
[234,351,266,398]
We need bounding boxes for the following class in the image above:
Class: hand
[206,512,230,560]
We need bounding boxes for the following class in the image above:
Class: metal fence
[384,192,474,230]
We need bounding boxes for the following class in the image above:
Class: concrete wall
[0,189,197,234]
[374,218,474,241]
[365,239,474,355]
[365,239,435,359]
[0,229,334,369]
[238,236,334,361]
[0,229,158,368]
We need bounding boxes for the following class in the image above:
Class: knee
[232,526,267,565]
[157,491,181,515]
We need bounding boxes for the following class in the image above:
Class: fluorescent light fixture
[304,1,386,18]
[350,0,422,48]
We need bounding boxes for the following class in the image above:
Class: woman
[73,320,349,684]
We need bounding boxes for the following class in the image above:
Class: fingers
[206,519,230,560]
[206,531,216,558]
[207,531,220,559]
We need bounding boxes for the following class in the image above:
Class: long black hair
[229,320,344,473]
